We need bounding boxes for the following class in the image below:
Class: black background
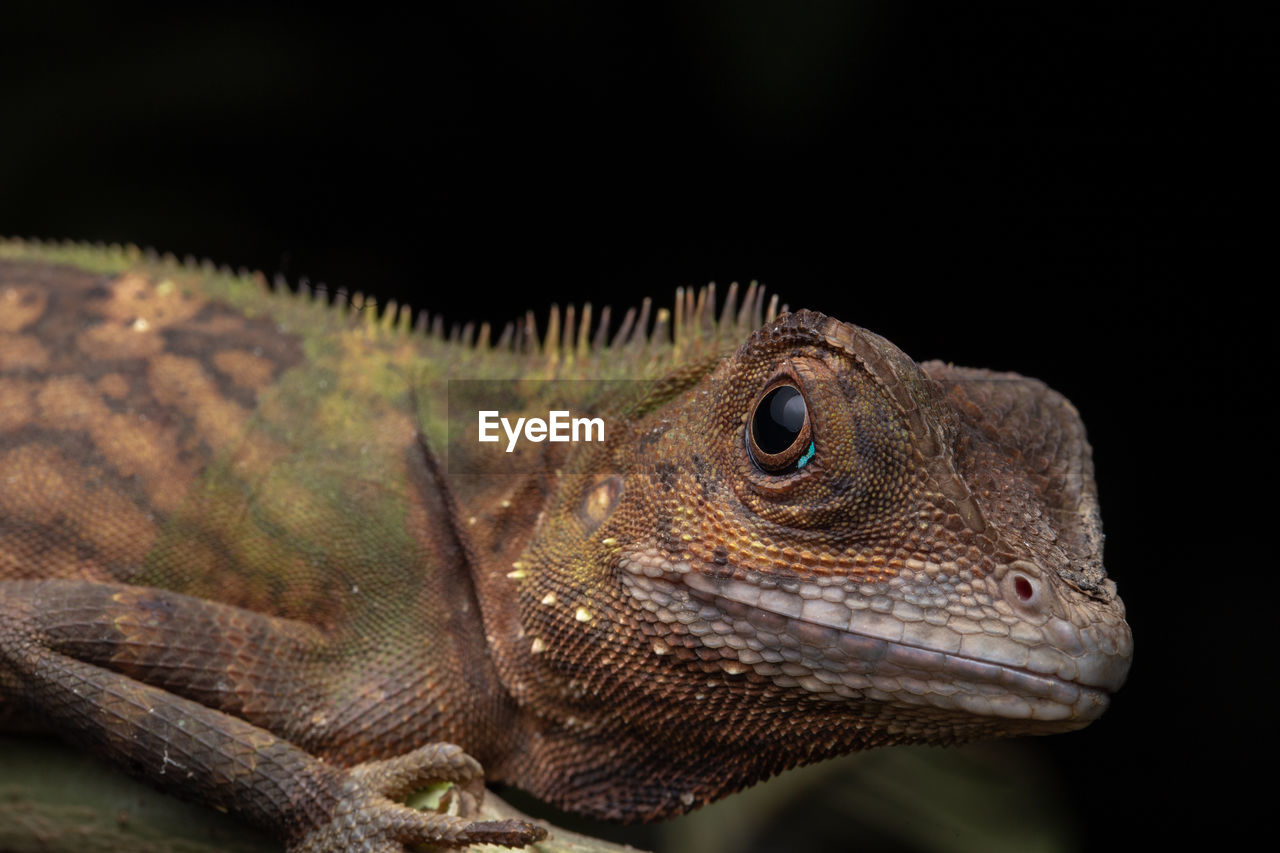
[2,3,1257,850]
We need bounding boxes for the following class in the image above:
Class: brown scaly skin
[0,240,1132,849]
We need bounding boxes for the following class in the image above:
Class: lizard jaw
[619,549,1132,731]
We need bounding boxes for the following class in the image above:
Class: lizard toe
[291,743,544,851]
[350,742,487,812]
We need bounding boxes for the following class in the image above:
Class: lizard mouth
[621,553,1132,728]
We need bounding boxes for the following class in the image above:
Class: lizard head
[500,307,1132,818]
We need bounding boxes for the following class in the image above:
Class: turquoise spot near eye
[796,441,816,468]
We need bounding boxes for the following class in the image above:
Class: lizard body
[0,239,1132,850]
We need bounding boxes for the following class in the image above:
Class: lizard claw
[290,743,547,851]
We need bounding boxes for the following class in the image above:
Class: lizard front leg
[0,580,544,851]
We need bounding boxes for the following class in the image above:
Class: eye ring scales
[747,383,814,474]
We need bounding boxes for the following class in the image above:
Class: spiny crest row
[276,273,783,358]
[6,237,786,356]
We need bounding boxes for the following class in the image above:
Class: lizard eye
[747,382,815,475]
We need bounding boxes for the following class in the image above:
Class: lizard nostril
[1003,563,1052,616]
[1013,575,1034,602]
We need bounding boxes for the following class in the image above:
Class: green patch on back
[135,315,433,631]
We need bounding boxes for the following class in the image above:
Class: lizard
[0,238,1133,851]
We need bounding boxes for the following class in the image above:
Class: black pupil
[753,386,806,454]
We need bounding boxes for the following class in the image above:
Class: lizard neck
[448,442,819,821]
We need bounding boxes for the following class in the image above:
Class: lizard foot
[290,743,547,852]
